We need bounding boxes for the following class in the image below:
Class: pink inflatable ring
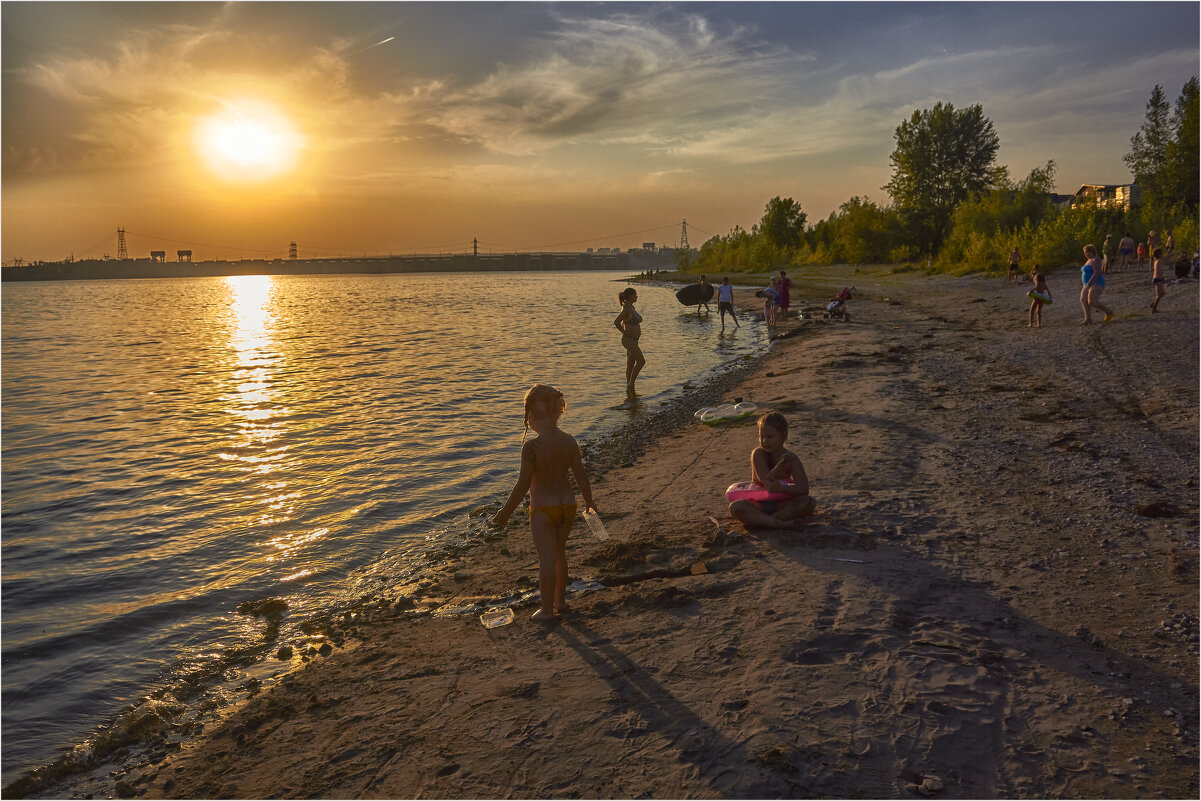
[725,480,793,503]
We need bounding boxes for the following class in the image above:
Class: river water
[0,270,767,787]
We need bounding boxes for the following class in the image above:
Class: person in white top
[717,277,740,330]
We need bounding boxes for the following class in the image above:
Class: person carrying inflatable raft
[726,412,815,530]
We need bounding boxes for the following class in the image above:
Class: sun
[194,101,304,182]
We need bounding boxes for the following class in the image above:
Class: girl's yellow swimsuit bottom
[529,503,578,525]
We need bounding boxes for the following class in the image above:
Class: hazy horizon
[3,1,1198,263]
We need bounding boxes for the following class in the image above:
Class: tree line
[691,77,1198,275]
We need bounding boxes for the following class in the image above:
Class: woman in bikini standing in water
[615,287,646,397]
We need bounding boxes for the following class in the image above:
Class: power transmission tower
[680,219,689,250]
[289,241,298,260]
[116,228,128,260]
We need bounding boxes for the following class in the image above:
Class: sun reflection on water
[220,276,305,545]
[223,275,286,448]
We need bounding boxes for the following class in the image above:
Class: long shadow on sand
[783,539,1199,703]
[554,618,780,798]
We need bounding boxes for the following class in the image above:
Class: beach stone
[318,643,333,656]
[275,645,293,660]
[237,597,289,617]
[916,776,944,795]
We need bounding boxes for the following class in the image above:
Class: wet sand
[123,264,1196,799]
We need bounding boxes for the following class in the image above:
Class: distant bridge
[1,250,683,283]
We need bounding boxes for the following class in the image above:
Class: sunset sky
[2,1,1198,263]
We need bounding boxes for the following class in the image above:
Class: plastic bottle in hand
[582,508,610,540]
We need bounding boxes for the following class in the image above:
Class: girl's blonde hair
[522,384,565,439]
[758,411,788,439]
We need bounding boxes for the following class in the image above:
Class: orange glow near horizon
[194,100,305,183]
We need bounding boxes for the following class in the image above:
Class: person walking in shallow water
[614,287,646,397]
[1080,244,1113,325]
[717,277,740,330]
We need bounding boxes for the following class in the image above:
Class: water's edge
[5,297,771,799]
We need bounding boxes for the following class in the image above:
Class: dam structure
[0,250,685,282]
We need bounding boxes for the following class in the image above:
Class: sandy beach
[112,264,1197,799]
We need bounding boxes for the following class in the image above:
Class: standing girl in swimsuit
[1028,271,1052,328]
[491,384,596,621]
[615,287,646,397]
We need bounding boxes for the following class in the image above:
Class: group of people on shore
[1104,230,1175,274]
[490,270,811,621]
[1019,238,1186,327]
[693,271,793,330]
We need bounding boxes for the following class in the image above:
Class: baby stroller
[823,286,854,321]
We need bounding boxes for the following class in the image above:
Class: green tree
[884,102,1000,256]
[758,197,807,251]
[1124,84,1173,200]
[1161,77,1199,215]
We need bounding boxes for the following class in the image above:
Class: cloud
[406,10,817,159]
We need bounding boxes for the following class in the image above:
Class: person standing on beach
[1080,244,1114,324]
[1102,234,1113,273]
[614,287,646,397]
[1164,229,1174,254]
[1118,233,1135,272]
[1147,231,1163,269]
[698,275,711,314]
[762,278,780,327]
[729,412,815,530]
[1151,248,1167,313]
[491,384,596,621]
[1008,246,1021,283]
[777,270,791,318]
[1028,271,1052,328]
[717,277,740,330]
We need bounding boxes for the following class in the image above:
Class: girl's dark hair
[759,411,788,439]
[618,287,637,306]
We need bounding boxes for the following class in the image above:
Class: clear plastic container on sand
[480,608,516,628]
[582,508,610,540]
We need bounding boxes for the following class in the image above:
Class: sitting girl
[729,412,815,530]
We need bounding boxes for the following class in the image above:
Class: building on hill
[1069,183,1140,211]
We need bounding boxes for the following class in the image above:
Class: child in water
[729,412,815,530]
[491,384,596,621]
[1028,271,1052,328]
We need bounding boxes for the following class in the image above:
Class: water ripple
[1,270,768,786]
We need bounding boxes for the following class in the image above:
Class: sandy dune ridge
[124,264,1197,799]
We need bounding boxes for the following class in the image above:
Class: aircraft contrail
[350,36,396,55]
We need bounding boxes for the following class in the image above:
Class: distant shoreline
[1,250,681,282]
